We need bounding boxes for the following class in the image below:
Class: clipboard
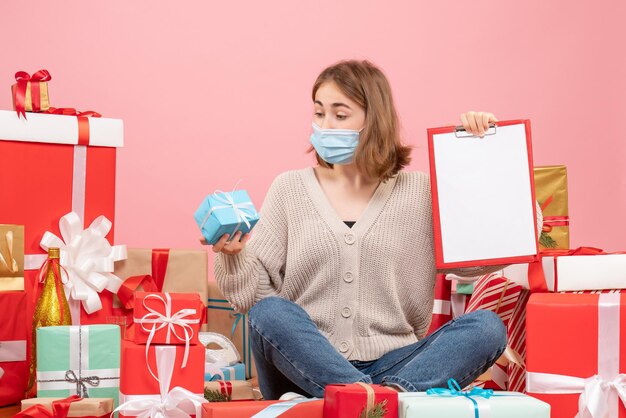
[428,119,538,269]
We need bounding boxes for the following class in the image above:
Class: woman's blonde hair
[309,60,412,182]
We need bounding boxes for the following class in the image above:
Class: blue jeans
[248,296,507,400]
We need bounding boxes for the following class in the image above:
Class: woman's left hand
[460,111,498,137]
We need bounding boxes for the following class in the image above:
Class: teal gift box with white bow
[36,325,121,409]
[194,190,259,245]
[398,380,550,418]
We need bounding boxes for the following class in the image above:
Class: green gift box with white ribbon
[36,325,121,408]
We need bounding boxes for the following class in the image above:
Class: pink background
[2,1,625,275]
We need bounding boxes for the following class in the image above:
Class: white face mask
[309,123,361,165]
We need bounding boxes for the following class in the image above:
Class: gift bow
[0,230,19,273]
[529,373,626,418]
[427,379,493,418]
[39,212,127,314]
[200,183,257,240]
[135,293,200,381]
[64,369,101,398]
[14,69,51,118]
[114,346,206,418]
[15,395,81,418]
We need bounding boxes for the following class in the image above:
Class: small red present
[0,291,28,406]
[324,383,398,418]
[133,291,204,346]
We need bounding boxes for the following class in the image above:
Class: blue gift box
[194,190,259,245]
[205,362,246,381]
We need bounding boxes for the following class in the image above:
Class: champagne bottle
[27,247,72,391]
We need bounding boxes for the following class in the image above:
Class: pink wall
[2,1,625,276]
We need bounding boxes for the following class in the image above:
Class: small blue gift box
[195,190,259,245]
[205,362,246,381]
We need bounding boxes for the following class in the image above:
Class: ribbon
[36,325,119,396]
[355,382,376,414]
[134,293,200,381]
[0,230,19,273]
[527,293,626,418]
[114,346,207,418]
[427,379,494,418]
[199,182,257,242]
[38,211,127,317]
[14,69,51,119]
[116,249,171,339]
[528,247,608,293]
[218,380,232,398]
[15,395,82,418]
[540,195,570,233]
[0,339,27,381]
[45,107,102,146]
[117,275,160,310]
[151,249,170,291]
[116,249,169,310]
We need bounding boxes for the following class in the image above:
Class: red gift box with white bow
[132,291,204,346]
[526,292,626,418]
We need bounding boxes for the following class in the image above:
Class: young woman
[210,60,532,399]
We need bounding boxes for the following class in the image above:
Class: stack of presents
[1,70,624,418]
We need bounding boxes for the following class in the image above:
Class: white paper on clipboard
[432,122,537,264]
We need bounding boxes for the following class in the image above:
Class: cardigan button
[339,341,350,353]
[342,307,352,318]
[344,272,354,283]
[344,233,355,245]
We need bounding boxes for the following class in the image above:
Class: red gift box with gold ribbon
[324,383,398,418]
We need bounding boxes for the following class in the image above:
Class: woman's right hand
[201,231,251,255]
